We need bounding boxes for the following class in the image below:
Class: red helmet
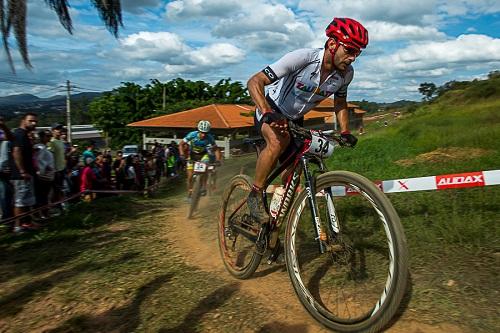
[325,17,369,50]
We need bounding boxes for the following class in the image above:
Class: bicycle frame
[261,139,338,255]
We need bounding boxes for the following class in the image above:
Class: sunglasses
[340,42,362,57]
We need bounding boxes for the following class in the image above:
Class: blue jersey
[183,131,216,154]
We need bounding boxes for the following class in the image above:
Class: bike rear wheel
[187,174,202,219]
[285,171,408,333]
[218,174,263,279]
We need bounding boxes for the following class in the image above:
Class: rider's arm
[247,72,273,114]
[333,96,350,133]
[179,140,188,158]
[333,66,354,134]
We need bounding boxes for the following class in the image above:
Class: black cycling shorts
[253,96,304,163]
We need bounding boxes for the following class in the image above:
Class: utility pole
[162,84,166,111]
[66,80,72,143]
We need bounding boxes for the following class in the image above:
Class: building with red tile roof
[127,103,329,134]
[314,98,367,132]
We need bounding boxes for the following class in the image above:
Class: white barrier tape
[266,169,500,195]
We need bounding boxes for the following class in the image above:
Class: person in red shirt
[80,157,96,202]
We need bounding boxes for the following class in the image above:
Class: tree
[1,0,123,72]
[89,78,252,148]
[488,70,500,79]
[418,82,437,101]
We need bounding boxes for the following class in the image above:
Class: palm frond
[1,0,32,72]
[91,0,123,37]
[44,0,73,34]
[1,0,15,72]
[1,0,123,73]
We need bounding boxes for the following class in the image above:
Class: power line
[71,84,106,92]
[0,77,57,87]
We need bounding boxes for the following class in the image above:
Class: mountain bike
[218,122,409,332]
[187,161,218,219]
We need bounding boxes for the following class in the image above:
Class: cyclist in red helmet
[246,17,368,225]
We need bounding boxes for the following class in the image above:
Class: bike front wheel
[218,174,263,279]
[285,171,408,333]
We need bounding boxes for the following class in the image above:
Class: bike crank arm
[301,157,326,254]
[229,222,258,243]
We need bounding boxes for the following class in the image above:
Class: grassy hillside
[326,76,500,331]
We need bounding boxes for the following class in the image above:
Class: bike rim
[288,180,398,324]
[220,181,259,272]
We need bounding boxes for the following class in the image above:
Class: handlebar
[287,121,352,147]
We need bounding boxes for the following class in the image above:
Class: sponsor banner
[265,170,500,196]
[382,176,436,193]
[484,170,500,186]
[436,171,485,190]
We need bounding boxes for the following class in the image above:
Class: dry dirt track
[162,194,468,333]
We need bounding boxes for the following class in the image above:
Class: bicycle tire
[285,171,408,333]
[218,174,263,279]
[187,174,202,219]
[207,171,216,196]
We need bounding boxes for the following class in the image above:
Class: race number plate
[308,131,334,158]
[194,162,207,172]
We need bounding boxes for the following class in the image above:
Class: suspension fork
[301,156,326,254]
[315,159,340,240]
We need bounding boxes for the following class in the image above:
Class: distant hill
[0,93,41,106]
[0,92,104,127]
[0,92,103,118]
[351,100,418,113]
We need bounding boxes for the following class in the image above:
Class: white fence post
[224,137,231,159]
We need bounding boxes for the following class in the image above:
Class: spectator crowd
[0,113,181,234]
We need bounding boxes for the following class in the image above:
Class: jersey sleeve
[208,134,216,146]
[334,66,354,98]
[262,49,314,83]
[183,131,196,143]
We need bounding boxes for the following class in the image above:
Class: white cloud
[352,81,385,90]
[189,43,244,66]
[366,21,447,41]
[120,31,189,62]
[298,0,439,26]
[118,32,245,75]
[440,0,500,16]
[213,3,299,37]
[166,0,242,19]
[386,34,500,72]
[164,1,315,57]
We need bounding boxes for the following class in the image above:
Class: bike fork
[301,157,326,254]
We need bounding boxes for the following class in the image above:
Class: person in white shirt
[34,130,55,219]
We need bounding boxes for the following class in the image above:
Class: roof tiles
[128,104,329,129]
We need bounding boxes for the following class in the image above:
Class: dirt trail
[163,196,467,333]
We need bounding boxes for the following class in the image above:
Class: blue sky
[0,0,499,102]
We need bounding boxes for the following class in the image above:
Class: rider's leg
[186,168,193,195]
[248,123,290,223]
[254,123,290,188]
[200,154,210,193]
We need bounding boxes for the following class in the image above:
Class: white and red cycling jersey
[259,48,353,120]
